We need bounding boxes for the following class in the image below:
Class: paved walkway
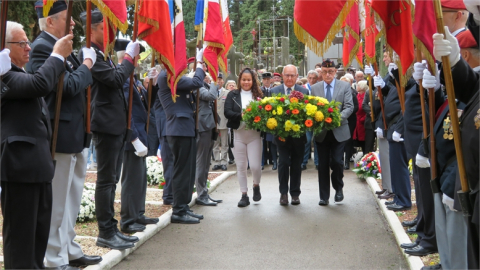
[114,163,408,269]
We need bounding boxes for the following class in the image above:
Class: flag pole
[127,0,139,140]
[146,51,155,134]
[373,62,388,132]
[1,0,8,51]
[367,64,374,122]
[51,0,73,159]
[433,0,470,215]
[415,42,429,141]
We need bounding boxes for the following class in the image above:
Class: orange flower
[325,117,332,124]
[254,116,261,123]
[317,102,324,106]
[265,104,273,111]
[290,97,298,103]
[305,119,313,127]
[292,109,300,115]
[246,107,252,112]
[279,137,286,142]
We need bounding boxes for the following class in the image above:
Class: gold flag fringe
[43,0,57,18]
[91,0,129,34]
[137,15,159,40]
[204,56,218,83]
[413,36,437,74]
[294,0,355,57]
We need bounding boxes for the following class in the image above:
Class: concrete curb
[85,171,236,270]
[365,177,424,270]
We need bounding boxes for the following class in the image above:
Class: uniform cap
[35,0,67,19]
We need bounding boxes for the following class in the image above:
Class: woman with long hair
[224,68,263,207]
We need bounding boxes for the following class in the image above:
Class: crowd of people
[0,0,478,269]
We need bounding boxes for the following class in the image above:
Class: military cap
[457,29,478,49]
[441,0,466,10]
[35,0,67,19]
[80,9,104,25]
[262,72,272,79]
[273,72,282,77]
[321,59,336,68]
[114,39,146,53]
[187,57,196,64]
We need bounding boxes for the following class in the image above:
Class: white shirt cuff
[50,53,64,63]
[196,63,203,69]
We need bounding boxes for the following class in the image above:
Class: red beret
[457,29,478,49]
[273,72,282,77]
[441,0,466,10]
[187,57,196,64]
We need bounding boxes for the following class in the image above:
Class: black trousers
[344,138,354,163]
[316,131,347,200]
[159,136,173,203]
[389,141,411,208]
[276,136,304,197]
[412,158,437,250]
[364,129,376,153]
[467,192,479,270]
[120,150,147,227]
[94,131,125,238]
[167,136,196,215]
[1,181,52,269]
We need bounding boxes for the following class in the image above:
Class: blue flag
[194,0,204,31]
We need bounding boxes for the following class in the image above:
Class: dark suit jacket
[26,31,93,153]
[194,83,218,133]
[379,72,404,141]
[348,88,358,135]
[154,94,167,138]
[362,89,374,130]
[157,68,205,137]
[78,43,134,136]
[1,58,65,183]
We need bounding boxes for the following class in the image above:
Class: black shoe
[319,199,329,206]
[163,198,173,205]
[171,214,200,224]
[262,166,264,170]
[385,200,395,205]
[69,255,103,267]
[228,160,234,164]
[400,242,419,249]
[96,234,134,250]
[272,162,277,170]
[334,189,344,202]
[212,165,221,171]
[209,195,223,203]
[137,216,159,225]
[344,162,350,170]
[407,225,417,234]
[221,165,227,171]
[116,231,139,243]
[196,199,217,206]
[375,189,387,195]
[421,264,442,269]
[301,165,307,170]
[238,194,250,207]
[121,223,146,234]
[402,218,418,227]
[186,210,204,220]
[404,245,437,256]
[387,203,411,211]
[253,185,261,202]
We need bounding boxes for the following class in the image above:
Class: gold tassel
[91,0,129,33]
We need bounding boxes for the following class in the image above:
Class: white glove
[415,154,430,168]
[375,127,384,139]
[392,131,404,142]
[373,75,385,88]
[81,47,97,66]
[364,65,375,76]
[132,138,148,157]
[0,49,11,76]
[433,26,461,66]
[422,69,441,91]
[388,63,397,78]
[196,47,204,69]
[413,61,427,82]
[126,41,141,58]
[464,0,480,22]
[442,194,456,212]
[147,67,159,80]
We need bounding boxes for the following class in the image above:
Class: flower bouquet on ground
[146,156,165,187]
[352,152,382,179]
[243,90,342,140]
[77,183,96,222]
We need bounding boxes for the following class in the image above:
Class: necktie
[287,87,292,95]
[326,84,332,102]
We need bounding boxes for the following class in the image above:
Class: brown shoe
[378,191,395,200]
[279,194,288,205]
[375,189,387,195]
[291,196,300,205]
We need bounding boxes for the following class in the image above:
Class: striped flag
[203,0,225,82]
[171,0,188,97]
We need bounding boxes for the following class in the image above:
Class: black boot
[238,194,250,207]
[344,160,349,170]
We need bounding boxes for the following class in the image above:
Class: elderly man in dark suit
[26,3,102,268]
[157,49,205,224]
[1,21,72,269]
[312,59,354,206]
[270,65,309,205]
[79,11,141,250]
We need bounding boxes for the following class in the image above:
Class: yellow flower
[266,118,277,130]
[292,124,300,132]
[316,97,329,104]
[272,110,277,115]
[315,111,324,122]
[285,120,293,129]
[277,106,283,115]
[305,103,317,116]
[308,96,315,100]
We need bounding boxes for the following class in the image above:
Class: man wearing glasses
[311,59,354,206]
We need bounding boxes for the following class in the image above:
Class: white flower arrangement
[146,156,164,186]
[77,183,96,222]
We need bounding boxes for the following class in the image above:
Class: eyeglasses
[283,74,297,78]
[7,41,31,49]
[321,70,336,75]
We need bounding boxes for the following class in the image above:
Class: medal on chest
[374,91,379,100]
[443,109,463,140]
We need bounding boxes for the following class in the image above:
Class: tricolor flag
[203,0,225,82]
[171,0,188,98]
[219,0,233,73]
[412,0,437,72]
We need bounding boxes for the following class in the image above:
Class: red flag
[364,0,379,64]
[203,0,225,82]
[137,0,176,97]
[342,1,360,68]
[294,0,355,56]
[219,0,233,73]
[171,0,188,99]
[103,19,116,59]
[413,0,437,72]
[371,0,414,76]
[91,0,128,57]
